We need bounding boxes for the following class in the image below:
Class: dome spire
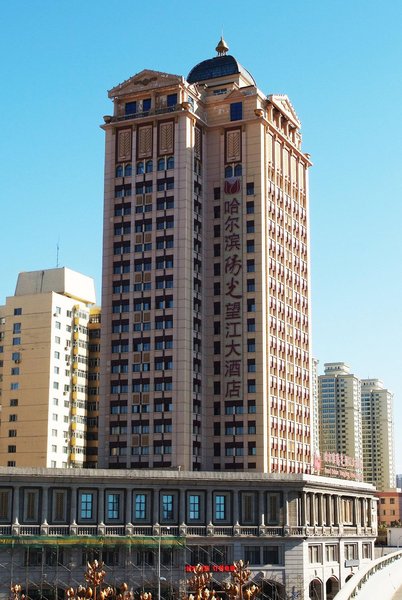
[215,36,229,56]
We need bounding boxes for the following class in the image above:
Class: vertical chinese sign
[223,177,243,407]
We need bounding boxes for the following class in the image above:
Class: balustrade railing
[3,521,373,540]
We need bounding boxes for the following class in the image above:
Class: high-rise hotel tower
[99,39,312,473]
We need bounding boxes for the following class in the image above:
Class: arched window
[145,160,153,173]
[234,164,242,176]
[124,164,132,177]
[157,158,165,171]
[166,156,175,170]
[115,165,123,178]
[136,162,144,174]
[225,165,233,178]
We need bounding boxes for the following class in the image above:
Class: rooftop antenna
[56,239,60,268]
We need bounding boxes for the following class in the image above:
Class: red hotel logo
[185,565,236,573]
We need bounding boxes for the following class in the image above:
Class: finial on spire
[216,36,229,56]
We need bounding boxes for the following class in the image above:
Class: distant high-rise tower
[311,357,320,459]
[318,362,362,467]
[0,268,96,468]
[99,40,313,473]
[361,378,395,490]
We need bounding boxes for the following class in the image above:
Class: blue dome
[187,54,255,85]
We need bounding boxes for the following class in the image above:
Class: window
[142,98,151,113]
[247,260,255,273]
[267,493,280,524]
[246,201,254,214]
[125,101,136,115]
[23,489,38,522]
[12,337,21,346]
[362,543,371,559]
[167,93,177,107]
[247,339,256,352]
[161,494,174,520]
[308,545,321,564]
[157,197,174,210]
[134,493,147,520]
[80,493,94,519]
[247,319,255,332]
[344,543,357,560]
[247,240,255,253]
[11,367,19,376]
[13,323,21,334]
[325,544,338,562]
[230,102,243,121]
[0,490,11,521]
[244,546,260,565]
[107,493,120,520]
[214,495,226,521]
[10,383,19,390]
[247,360,256,373]
[12,352,21,361]
[14,308,22,315]
[225,166,233,178]
[246,182,255,195]
[189,495,201,520]
[247,221,255,234]
[263,546,280,565]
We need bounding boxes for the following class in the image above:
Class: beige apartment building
[318,363,363,470]
[85,307,101,467]
[99,39,313,473]
[0,268,96,468]
[361,378,395,490]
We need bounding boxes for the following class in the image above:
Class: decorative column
[41,489,48,523]
[258,491,265,525]
[125,489,132,524]
[311,493,317,526]
[70,487,77,522]
[284,491,289,527]
[205,490,212,525]
[179,490,186,525]
[12,487,19,523]
[153,489,160,524]
[302,491,308,527]
[98,489,105,522]
[233,492,239,525]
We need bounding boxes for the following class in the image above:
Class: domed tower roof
[187,38,256,86]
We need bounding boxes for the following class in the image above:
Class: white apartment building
[361,378,395,490]
[0,268,96,468]
[318,363,363,469]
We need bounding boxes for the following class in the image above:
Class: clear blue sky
[1,0,402,472]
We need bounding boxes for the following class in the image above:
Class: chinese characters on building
[223,178,243,406]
